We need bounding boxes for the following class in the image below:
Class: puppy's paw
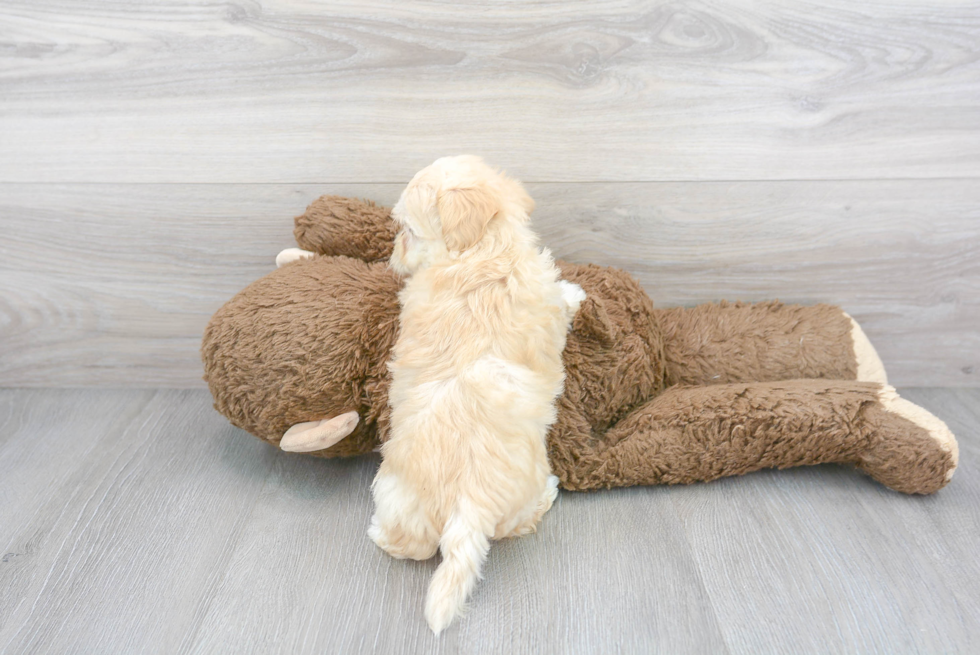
[545,474,560,503]
[538,474,560,516]
[559,280,586,318]
[276,247,316,268]
[368,515,438,561]
[368,514,386,549]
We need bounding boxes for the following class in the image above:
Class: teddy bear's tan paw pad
[845,312,888,385]
[276,247,316,268]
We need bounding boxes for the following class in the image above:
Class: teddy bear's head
[202,254,400,457]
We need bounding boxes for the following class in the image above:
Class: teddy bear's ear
[279,411,360,452]
[573,295,615,345]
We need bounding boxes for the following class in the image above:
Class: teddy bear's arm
[552,379,956,495]
[292,195,398,262]
[654,302,887,387]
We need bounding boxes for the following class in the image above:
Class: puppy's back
[375,155,568,634]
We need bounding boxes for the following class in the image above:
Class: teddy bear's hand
[294,195,397,262]
[280,411,360,452]
[558,280,587,326]
[276,247,316,268]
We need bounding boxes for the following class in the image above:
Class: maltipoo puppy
[369,155,583,634]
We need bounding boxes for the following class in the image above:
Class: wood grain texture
[0,388,977,653]
[0,389,278,654]
[189,458,728,655]
[1,1,979,183]
[1,181,977,387]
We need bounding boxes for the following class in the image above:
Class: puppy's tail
[425,504,490,635]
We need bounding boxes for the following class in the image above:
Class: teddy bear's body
[202,197,958,494]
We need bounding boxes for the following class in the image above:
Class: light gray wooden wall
[1,1,978,387]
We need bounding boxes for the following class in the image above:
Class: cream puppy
[369,156,582,634]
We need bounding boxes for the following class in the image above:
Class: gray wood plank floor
[1,388,977,654]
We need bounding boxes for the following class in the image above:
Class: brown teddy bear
[201,196,958,494]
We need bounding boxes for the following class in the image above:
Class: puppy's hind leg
[369,473,439,561]
[501,475,560,539]
[540,474,560,513]
[369,517,438,561]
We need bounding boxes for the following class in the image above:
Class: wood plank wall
[1,1,978,387]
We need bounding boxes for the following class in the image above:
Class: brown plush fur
[202,196,958,495]
[655,301,857,386]
[202,255,399,457]
[294,196,397,263]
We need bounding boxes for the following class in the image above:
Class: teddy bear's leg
[552,380,956,494]
[653,302,887,386]
[292,195,398,262]
[858,386,958,493]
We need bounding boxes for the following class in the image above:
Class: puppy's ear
[404,180,437,222]
[437,183,500,252]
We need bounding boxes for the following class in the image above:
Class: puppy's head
[389,155,534,274]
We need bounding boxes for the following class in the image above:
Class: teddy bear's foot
[845,313,888,385]
[279,411,360,452]
[858,386,958,494]
[275,247,316,268]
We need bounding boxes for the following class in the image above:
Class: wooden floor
[0,387,977,654]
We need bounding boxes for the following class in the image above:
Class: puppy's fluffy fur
[369,156,582,634]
